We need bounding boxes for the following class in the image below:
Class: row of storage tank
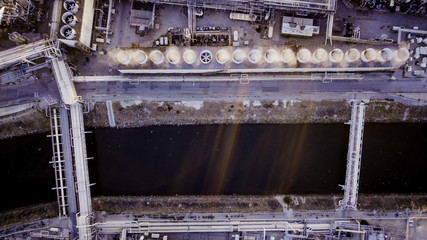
[116,47,410,66]
[59,0,79,40]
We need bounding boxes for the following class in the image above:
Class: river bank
[1,194,426,227]
[1,99,426,139]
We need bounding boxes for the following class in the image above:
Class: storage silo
[361,48,377,62]
[117,50,131,65]
[265,49,280,64]
[329,48,344,63]
[133,50,148,64]
[344,48,360,62]
[149,50,164,64]
[281,49,295,63]
[297,49,311,63]
[249,49,262,64]
[216,49,230,64]
[378,48,393,62]
[313,48,328,63]
[395,48,409,62]
[232,49,246,64]
[167,49,181,64]
[183,50,196,64]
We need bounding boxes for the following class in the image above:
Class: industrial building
[0,0,426,239]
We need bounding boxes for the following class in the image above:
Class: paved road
[75,78,427,103]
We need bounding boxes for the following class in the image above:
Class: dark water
[1,123,426,212]
[0,133,56,212]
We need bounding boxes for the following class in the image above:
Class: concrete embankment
[1,194,426,228]
[1,99,426,139]
[84,99,427,129]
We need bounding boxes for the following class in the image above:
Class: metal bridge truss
[70,103,94,240]
[144,0,336,14]
[340,100,366,211]
[0,39,61,70]
[47,107,68,217]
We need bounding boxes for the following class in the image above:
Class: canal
[0,123,426,212]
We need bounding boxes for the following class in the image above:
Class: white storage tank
[167,49,180,64]
[62,12,78,26]
[361,48,377,62]
[232,49,246,64]
[60,25,76,39]
[395,47,409,61]
[264,49,280,64]
[248,49,262,64]
[183,50,196,64]
[344,48,360,62]
[329,48,344,63]
[216,49,230,64]
[64,0,79,14]
[117,50,131,65]
[378,48,393,62]
[281,49,295,63]
[313,48,328,63]
[149,50,164,64]
[297,49,311,63]
[133,50,148,64]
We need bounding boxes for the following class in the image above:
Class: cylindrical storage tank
[216,49,230,64]
[60,25,76,39]
[232,49,246,64]
[329,48,344,63]
[149,50,164,64]
[200,50,213,64]
[64,0,79,14]
[297,49,311,63]
[166,49,180,64]
[117,50,131,65]
[395,48,409,61]
[159,37,164,46]
[133,50,147,64]
[264,49,280,64]
[62,12,78,26]
[249,49,262,64]
[378,48,393,62]
[345,48,360,62]
[183,50,196,64]
[281,49,295,63]
[361,48,377,62]
[313,48,328,63]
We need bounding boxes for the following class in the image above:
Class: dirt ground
[2,194,426,228]
[84,99,427,129]
[1,99,425,139]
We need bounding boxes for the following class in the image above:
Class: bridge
[340,100,366,211]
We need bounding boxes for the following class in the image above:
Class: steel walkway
[0,39,60,69]
[340,100,366,210]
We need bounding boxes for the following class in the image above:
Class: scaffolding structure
[47,107,68,217]
[0,0,35,25]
